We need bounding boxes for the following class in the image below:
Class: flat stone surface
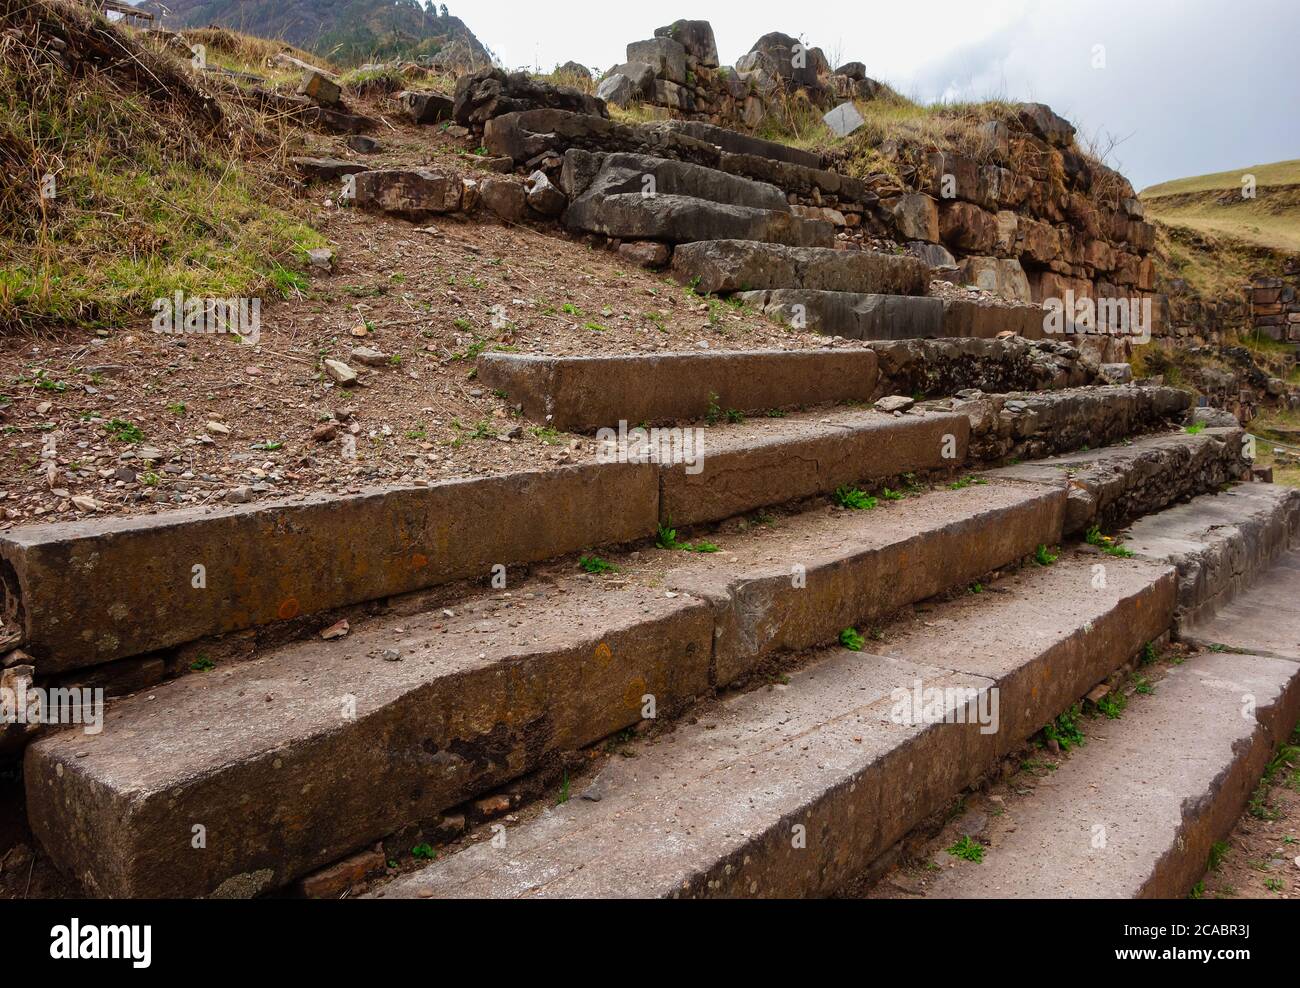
[372,554,1171,898]
[476,349,880,432]
[1126,483,1300,627]
[565,193,834,248]
[737,290,945,340]
[659,408,971,527]
[1186,549,1300,659]
[662,478,1065,683]
[671,241,928,296]
[920,649,1300,898]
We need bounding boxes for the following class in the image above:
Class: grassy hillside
[0,0,323,331]
[1141,159,1300,253]
[138,0,491,66]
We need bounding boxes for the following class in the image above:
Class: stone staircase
[10,327,1294,899]
[877,546,1300,900]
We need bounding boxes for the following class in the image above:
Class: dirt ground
[1197,723,1300,900]
[0,107,842,529]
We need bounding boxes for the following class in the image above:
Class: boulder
[353,169,463,218]
[478,177,528,222]
[747,31,829,89]
[596,73,634,108]
[891,193,940,243]
[626,37,687,85]
[526,170,567,216]
[833,61,867,80]
[556,60,592,79]
[940,202,999,253]
[654,19,719,67]
[603,61,657,96]
[453,67,607,128]
[618,241,672,268]
[398,90,454,124]
[1017,102,1076,147]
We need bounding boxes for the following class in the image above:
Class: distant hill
[137,0,493,66]
[1141,159,1300,253]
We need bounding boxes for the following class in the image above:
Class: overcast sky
[459,0,1298,191]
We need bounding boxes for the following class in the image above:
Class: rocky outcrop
[453,67,607,128]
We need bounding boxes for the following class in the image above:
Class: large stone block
[476,349,881,431]
[738,289,945,340]
[25,583,714,897]
[627,37,687,85]
[655,19,719,67]
[660,411,972,527]
[0,464,659,670]
[940,201,999,253]
[564,193,833,247]
[891,193,940,243]
[353,169,462,218]
[671,240,928,296]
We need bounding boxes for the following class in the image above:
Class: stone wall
[1250,265,1300,343]
[591,21,1160,344]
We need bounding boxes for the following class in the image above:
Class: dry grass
[0,1,323,331]
[1152,221,1282,301]
[1142,159,1300,254]
[1143,160,1300,198]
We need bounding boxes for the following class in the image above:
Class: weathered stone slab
[398,89,453,124]
[1186,549,1300,660]
[737,290,945,339]
[921,648,1300,898]
[564,193,833,247]
[352,169,462,218]
[373,554,1169,898]
[0,463,659,670]
[25,582,714,897]
[659,410,971,527]
[288,157,368,182]
[671,241,928,296]
[563,149,789,211]
[1126,483,1300,629]
[655,119,822,169]
[476,349,880,431]
[667,479,1066,684]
